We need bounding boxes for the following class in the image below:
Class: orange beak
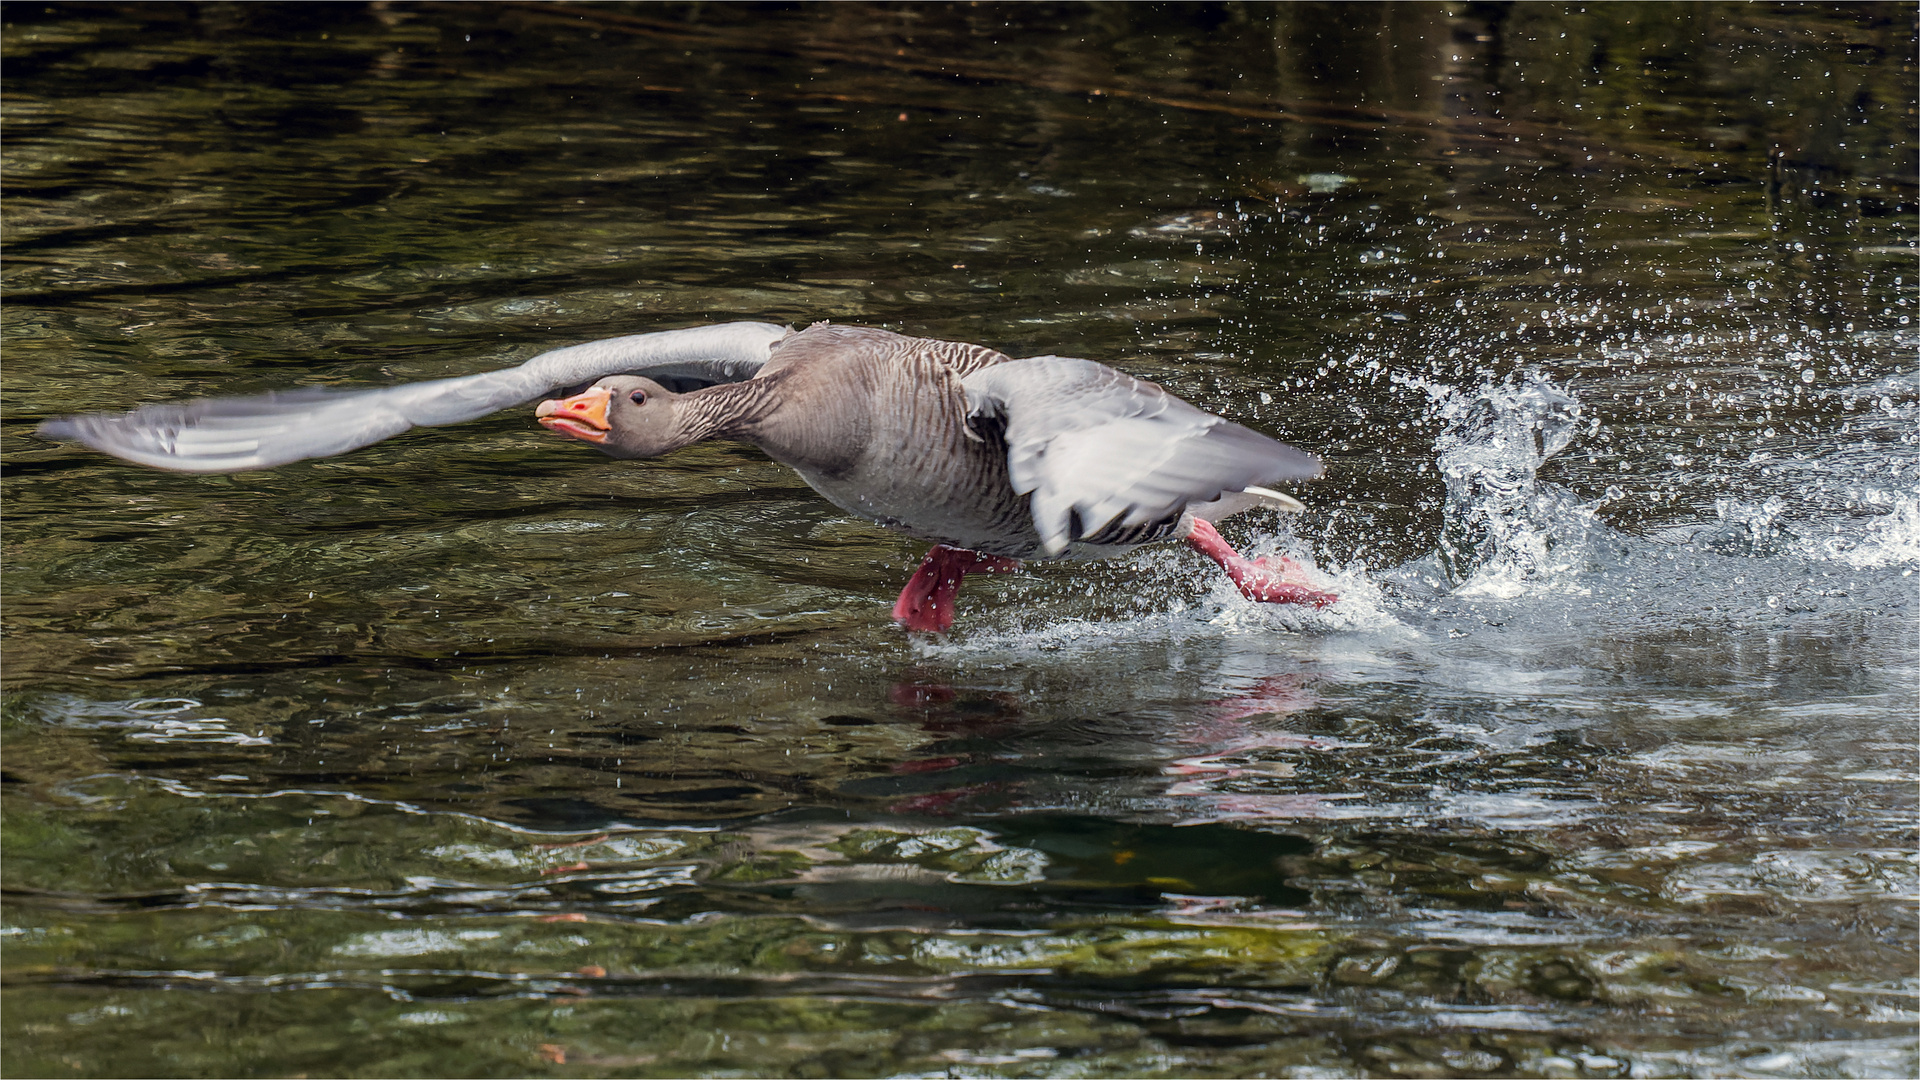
[536,386,612,444]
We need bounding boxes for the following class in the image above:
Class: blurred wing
[36,322,789,473]
[963,355,1321,556]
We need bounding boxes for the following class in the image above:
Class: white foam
[1805,494,1920,569]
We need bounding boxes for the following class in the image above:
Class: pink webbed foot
[1185,518,1338,608]
[892,545,1021,632]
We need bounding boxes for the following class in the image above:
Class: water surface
[3,4,1916,1077]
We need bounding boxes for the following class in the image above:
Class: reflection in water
[3,2,1916,1077]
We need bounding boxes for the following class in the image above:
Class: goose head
[536,375,683,459]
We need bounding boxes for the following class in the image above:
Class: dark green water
[3,3,1916,1076]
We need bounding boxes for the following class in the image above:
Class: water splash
[1414,374,1615,597]
[1204,547,1399,634]
[1701,491,1920,569]
[1804,494,1920,569]
[1700,495,1793,557]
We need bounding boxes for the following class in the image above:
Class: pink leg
[892,545,1021,632]
[1185,518,1338,608]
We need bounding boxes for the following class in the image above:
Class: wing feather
[37,322,788,473]
[964,355,1320,556]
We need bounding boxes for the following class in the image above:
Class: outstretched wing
[963,355,1321,556]
[36,322,789,473]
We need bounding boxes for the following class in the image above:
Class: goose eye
[628,389,648,406]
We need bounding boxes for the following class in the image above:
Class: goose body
[40,321,1337,630]
[730,325,1038,556]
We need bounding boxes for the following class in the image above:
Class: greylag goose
[39,322,1336,630]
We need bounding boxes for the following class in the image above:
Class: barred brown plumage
[40,321,1338,631]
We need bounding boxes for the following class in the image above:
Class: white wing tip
[1243,485,1308,513]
